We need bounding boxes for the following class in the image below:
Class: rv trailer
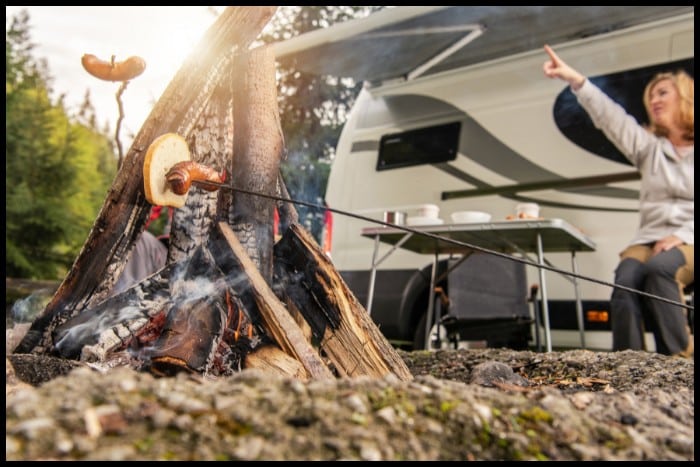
[274,6,695,351]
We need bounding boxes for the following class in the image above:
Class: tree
[6,10,117,279]
[262,6,385,241]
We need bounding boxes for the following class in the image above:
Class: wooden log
[168,71,233,265]
[16,7,277,355]
[50,265,175,360]
[245,344,310,380]
[147,294,227,377]
[212,222,334,380]
[229,44,285,283]
[273,224,414,382]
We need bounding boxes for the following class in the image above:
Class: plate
[406,216,444,226]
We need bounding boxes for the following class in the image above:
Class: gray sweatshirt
[573,79,694,246]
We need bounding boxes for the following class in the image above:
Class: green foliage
[6,10,117,279]
[263,6,385,241]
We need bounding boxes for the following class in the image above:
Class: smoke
[10,290,53,324]
[53,305,148,357]
[50,244,258,368]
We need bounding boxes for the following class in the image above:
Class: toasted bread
[143,133,191,207]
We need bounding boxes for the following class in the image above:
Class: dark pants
[611,244,694,355]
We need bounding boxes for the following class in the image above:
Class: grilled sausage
[81,54,146,82]
[166,161,226,195]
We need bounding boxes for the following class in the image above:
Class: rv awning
[273,6,694,85]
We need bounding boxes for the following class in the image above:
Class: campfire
[13,6,412,383]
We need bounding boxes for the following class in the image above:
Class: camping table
[361,218,596,352]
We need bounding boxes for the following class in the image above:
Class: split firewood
[212,222,334,380]
[273,223,414,382]
[245,345,310,380]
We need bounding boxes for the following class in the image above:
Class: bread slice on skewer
[143,133,191,208]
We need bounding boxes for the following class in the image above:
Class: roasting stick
[81,53,147,169]
[143,134,692,312]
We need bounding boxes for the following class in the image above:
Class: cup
[383,211,406,225]
[417,204,439,219]
[516,203,540,219]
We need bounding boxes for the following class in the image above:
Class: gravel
[6,347,694,461]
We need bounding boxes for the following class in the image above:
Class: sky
[5,6,231,147]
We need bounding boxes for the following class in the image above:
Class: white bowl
[416,203,439,219]
[451,211,492,223]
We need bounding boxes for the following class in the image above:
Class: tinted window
[377,121,460,171]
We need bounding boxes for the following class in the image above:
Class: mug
[417,204,439,219]
[516,203,539,219]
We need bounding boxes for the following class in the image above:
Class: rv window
[377,121,460,171]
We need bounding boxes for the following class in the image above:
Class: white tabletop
[361,218,596,255]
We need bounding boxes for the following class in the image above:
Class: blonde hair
[643,70,694,142]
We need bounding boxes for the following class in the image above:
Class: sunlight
[140,7,216,81]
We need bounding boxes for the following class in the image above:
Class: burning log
[212,222,334,380]
[51,265,174,361]
[147,294,227,377]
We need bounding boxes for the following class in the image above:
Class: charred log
[144,245,263,376]
[49,265,174,360]
[273,224,413,382]
[168,67,233,265]
[147,294,227,377]
[212,222,333,380]
[229,44,284,283]
[276,174,299,233]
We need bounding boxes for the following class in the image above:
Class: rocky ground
[6,344,694,461]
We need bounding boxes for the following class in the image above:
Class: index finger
[544,44,558,62]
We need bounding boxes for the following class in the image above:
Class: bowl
[451,211,492,223]
[416,203,439,219]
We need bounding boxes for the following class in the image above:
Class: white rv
[275,6,695,350]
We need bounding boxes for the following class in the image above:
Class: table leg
[571,251,586,348]
[366,234,381,315]
[536,232,553,352]
[423,251,438,349]
[366,232,414,316]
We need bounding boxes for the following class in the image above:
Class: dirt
[6,345,694,461]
